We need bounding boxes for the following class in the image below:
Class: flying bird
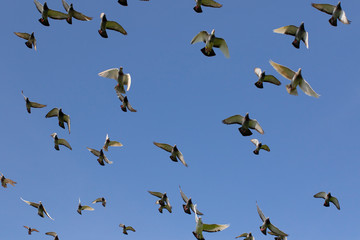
[118,0,149,7]
[148,191,172,213]
[21,91,46,113]
[191,29,229,58]
[92,197,106,207]
[179,186,203,215]
[270,60,320,98]
[193,206,229,240]
[77,198,94,215]
[235,232,255,240]
[34,0,68,26]
[99,13,127,38]
[50,133,72,151]
[115,91,137,112]
[14,32,37,50]
[61,0,92,24]
[20,198,54,220]
[193,0,222,13]
[153,142,188,167]
[314,192,340,210]
[24,226,39,235]
[251,139,270,155]
[256,202,288,237]
[98,67,131,94]
[222,113,264,136]
[273,22,309,49]
[1,172,17,188]
[119,224,136,235]
[45,232,59,240]
[254,68,281,88]
[87,148,113,166]
[312,2,350,26]
[45,108,71,134]
[103,134,123,151]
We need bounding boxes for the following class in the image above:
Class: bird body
[256,202,287,237]
[0,173,16,188]
[77,198,94,215]
[14,32,37,50]
[191,29,229,58]
[119,224,136,235]
[193,208,229,240]
[251,139,270,155]
[148,191,172,213]
[87,148,112,165]
[153,142,187,167]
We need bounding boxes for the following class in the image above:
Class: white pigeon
[98,66,131,94]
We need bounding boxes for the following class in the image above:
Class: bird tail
[201,47,216,57]
[39,18,49,26]
[329,17,337,26]
[193,5,202,13]
[183,204,191,214]
[238,127,252,136]
[292,39,300,49]
[255,81,263,89]
[66,17,72,24]
[25,41,32,49]
[286,84,298,96]
[121,105,127,112]
[98,29,108,38]
[253,150,259,155]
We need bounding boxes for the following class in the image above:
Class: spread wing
[213,37,229,58]
[61,0,70,11]
[98,68,119,80]
[123,74,131,91]
[202,223,229,232]
[34,0,43,13]
[179,186,189,203]
[87,147,100,157]
[260,144,270,152]
[21,198,39,208]
[153,142,173,153]
[256,202,266,222]
[47,9,68,20]
[313,192,326,199]
[222,115,244,125]
[330,196,340,210]
[254,68,262,78]
[103,154,113,164]
[273,25,298,36]
[148,191,164,198]
[263,75,281,85]
[126,226,136,232]
[176,150,187,167]
[106,21,127,35]
[251,139,259,146]
[248,119,264,134]
[41,205,54,220]
[268,223,288,237]
[109,141,123,147]
[63,114,71,133]
[303,31,309,49]
[190,31,209,44]
[30,101,47,108]
[46,232,58,237]
[201,0,222,8]
[4,178,17,186]
[45,108,59,118]
[299,78,320,98]
[14,32,30,40]
[339,10,350,24]
[269,60,295,80]
[73,10,93,21]
[236,233,248,238]
[311,3,335,15]
[80,205,95,211]
[127,100,137,112]
[58,138,72,150]
[92,198,103,203]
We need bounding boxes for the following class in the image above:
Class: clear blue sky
[1,0,359,239]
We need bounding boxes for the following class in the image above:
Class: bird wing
[236,233,248,238]
[127,100,137,112]
[256,202,266,222]
[72,10,93,21]
[254,68,262,78]
[313,192,327,199]
[269,60,295,80]
[34,0,43,13]
[298,77,320,98]
[260,144,270,152]
[41,205,54,220]
[109,140,123,147]
[47,9,68,20]
[61,0,70,11]
[153,142,173,153]
[45,108,59,118]
[148,191,164,198]
[201,0,222,8]
[21,198,39,208]
[268,223,288,237]
[87,147,100,157]
[32,228,39,232]
[273,25,298,36]
[46,232,58,237]
[179,186,189,203]
[24,226,30,230]
[103,154,113,164]
[14,32,30,40]
[176,150,188,167]
[30,101,47,108]
[4,178,17,186]
[92,198,103,203]
[248,119,264,134]
[190,31,209,44]
[311,3,335,15]
[339,10,350,24]
[213,37,229,58]
[115,88,125,102]
[106,21,127,35]
[263,75,281,85]
[202,223,229,232]
[251,139,259,146]
[81,205,95,211]
[63,114,71,133]
[126,226,136,232]
[58,138,72,150]
[123,74,131,92]
[98,68,119,80]
[330,196,340,210]
[222,115,244,125]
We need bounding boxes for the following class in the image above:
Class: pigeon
[77,198,94,215]
[50,133,72,151]
[20,198,54,220]
[235,232,255,240]
[268,231,288,240]
[191,29,229,58]
[256,202,288,237]
[273,22,309,49]
[193,206,229,240]
[119,224,136,235]
[34,0,68,26]
[115,89,137,112]
[254,68,281,88]
[118,0,149,7]
[45,232,59,240]
[179,186,203,215]
[98,66,131,94]
[87,148,113,166]
[61,0,92,24]
[92,197,106,207]
[153,142,188,167]
[0,172,17,188]
[103,134,123,151]
[21,91,46,113]
[222,113,264,136]
[251,139,270,155]
[14,32,37,50]
[99,13,127,38]
[24,226,39,235]
[45,108,71,134]
[312,2,350,26]
[270,60,320,98]
[148,191,172,213]
[314,192,340,210]
[193,0,222,13]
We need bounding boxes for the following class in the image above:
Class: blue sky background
[1,0,360,239]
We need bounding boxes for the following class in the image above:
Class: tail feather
[292,39,300,49]
[255,81,263,89]
[239,127,252,136]
[201,47,216,57]
[25,41,32,49]
[66,17,72,24]
[193,5,202,13]
[39,18,49,26]
[286,84,298,96]
[253,150,259,155]
[329,17,337,26]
